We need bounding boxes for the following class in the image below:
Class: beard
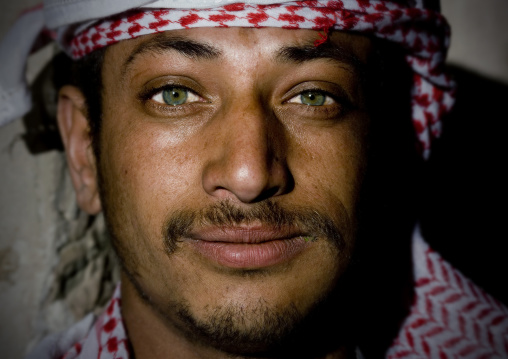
[173,295,303,354]
[170,286,356,357]
[105,198,357,356]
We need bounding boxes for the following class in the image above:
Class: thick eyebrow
[121,34,222,80]
[275,42,366,74]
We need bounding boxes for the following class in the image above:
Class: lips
[186,226,311,269]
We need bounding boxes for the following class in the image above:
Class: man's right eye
[152,87,201,106]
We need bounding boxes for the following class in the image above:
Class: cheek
[104,121,199,196]
[290,117,369,220]
[98,119,205,261]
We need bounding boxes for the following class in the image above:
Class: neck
[120,275,355,359]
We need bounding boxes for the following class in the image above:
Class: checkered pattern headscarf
[58,0,455,159]
[26,228,508,359]
[1,0,455,158]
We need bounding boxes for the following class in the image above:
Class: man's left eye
[287,91,335,106]
[152,87,201,106]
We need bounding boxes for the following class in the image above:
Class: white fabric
[44,0,295,28]
[24,314,95,359]
[44,0,150,28]
[0,8,44,126]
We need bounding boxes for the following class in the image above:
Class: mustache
[162,199,345,253]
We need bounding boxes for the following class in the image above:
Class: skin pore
[57,28,373,358]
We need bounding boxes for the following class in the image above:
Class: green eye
[162,88,188,106]
[287,90,334,106]
[151,87,201,106]
[300,91,326,106]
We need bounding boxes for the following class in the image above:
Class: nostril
[203,164,294,203]
[250,186,281,203]
[201,114,293,203]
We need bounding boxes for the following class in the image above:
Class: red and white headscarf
[6,4,507,358]
[1,0,454,158]
[25,227,508,359]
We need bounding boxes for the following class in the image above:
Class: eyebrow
[275,42,366,74]
[121,34,365,81]
[121,34,222,80]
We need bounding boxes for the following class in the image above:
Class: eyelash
[139,85,351,122]
[140,85,202,104]
[286,90,337,106]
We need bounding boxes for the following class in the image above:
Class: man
[1,1,506,358]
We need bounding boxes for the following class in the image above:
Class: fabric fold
[0,7,44,126]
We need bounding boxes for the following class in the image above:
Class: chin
[173,297,302,354]
[152,264,359,357]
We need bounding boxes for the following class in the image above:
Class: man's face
[97,27,371,352]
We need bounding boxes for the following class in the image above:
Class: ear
[57,85,102,215]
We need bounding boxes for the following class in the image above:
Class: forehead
[103,27,373,79]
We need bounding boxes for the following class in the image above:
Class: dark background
[421,65,508,305]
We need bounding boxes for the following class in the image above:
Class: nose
[202,99,293,203]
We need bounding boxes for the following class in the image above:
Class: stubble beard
[103,193,356,355]
[172,295,303,354]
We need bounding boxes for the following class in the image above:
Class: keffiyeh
[1,0,454,158]
[26,228,508,359]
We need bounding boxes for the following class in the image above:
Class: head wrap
[0,0,454,158]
